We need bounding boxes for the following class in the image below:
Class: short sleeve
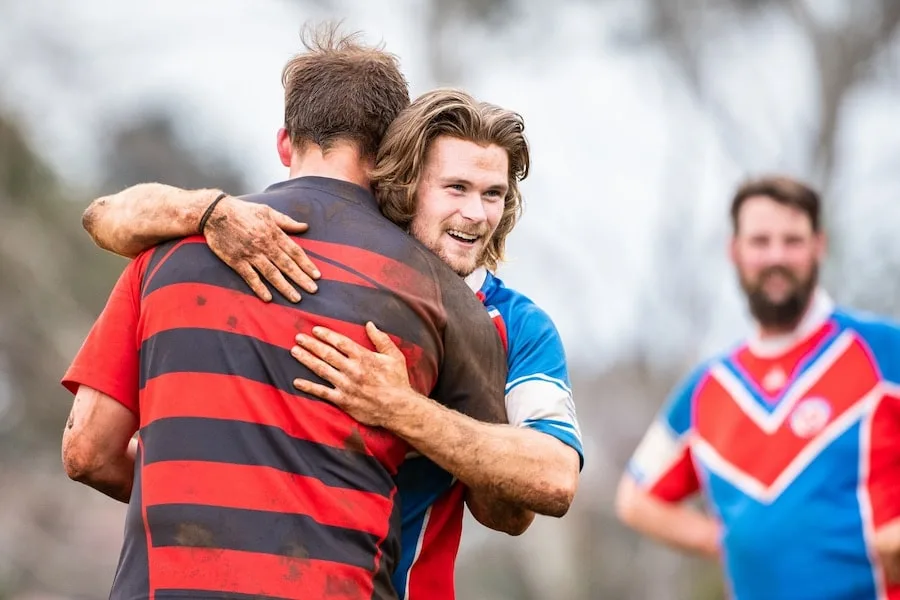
[626,366,707,502]
[430,274,508,425]
[61,252,149,416]
[504,302,583,467]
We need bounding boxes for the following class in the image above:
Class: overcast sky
[2,0,899,372]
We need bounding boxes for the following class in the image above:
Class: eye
[447,184,465,193]
[484,190,505,201]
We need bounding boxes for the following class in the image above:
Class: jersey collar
[747,287,835,357]
[465,267,489,294]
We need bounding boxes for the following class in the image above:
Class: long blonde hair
[371,88,529,270]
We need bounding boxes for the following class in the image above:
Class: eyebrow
[439,176,508,193]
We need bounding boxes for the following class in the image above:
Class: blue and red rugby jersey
[62,176,508,600]
[628,289,900,600]
[393,267,584,599]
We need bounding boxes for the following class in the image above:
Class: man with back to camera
[79,89,583,599]
[616,175,900,600]
[60,24,508,600]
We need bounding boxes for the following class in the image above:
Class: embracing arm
[82,183,221,258]
[383,389,579,518]
[82,183,320,302]
[62,385,139,503]
[291,323,580,520]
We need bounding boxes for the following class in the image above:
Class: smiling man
[291,89,583,599]
[615,175,900,600]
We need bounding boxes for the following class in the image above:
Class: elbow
[540,468,578,519]
[501,514,534,537]
[81,200,101,236]
[62,435,101,484]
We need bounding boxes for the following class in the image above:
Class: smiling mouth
[446,229,480,244]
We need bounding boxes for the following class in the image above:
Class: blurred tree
[639,0,900,282]
[0,110,248,458]
[101,112,248,196]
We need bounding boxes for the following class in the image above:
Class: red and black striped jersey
[62,176,508,600]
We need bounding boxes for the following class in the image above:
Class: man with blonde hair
[81,87,582,599]
[62,26,507,600]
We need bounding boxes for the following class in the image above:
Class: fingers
[291,345,345,389]
[292,377,340,403]
[277,238,320,293]
[233,262,272,303]
[251,256,301,303]
[295,332,354,369]
[366,322,404,358]
[310,326,366,358]
[272,210,310,235]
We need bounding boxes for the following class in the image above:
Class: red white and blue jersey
[394,268,584,599]
[627,290,900,600]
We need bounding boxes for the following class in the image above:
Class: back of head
[372,88,530,271]
[282,22,410,158]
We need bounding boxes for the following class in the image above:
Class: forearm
[616,478,720,559]
[386,389,578,517]
[82,183,221,257]
[466,487,535,536]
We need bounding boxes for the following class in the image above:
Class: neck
[288,143,373,190]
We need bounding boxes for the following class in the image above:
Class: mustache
[757,265,799,284]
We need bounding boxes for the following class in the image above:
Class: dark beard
[741,264,818,330]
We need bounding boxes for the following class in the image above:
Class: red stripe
[149,546,374,599]
[170,237,431,293]
[138,282,437,395]
[695,340,880,486]
[299,238,433,292]
[407,483,465,600]
[648,447,699,502]
[141,460,390,537]
[142,373,408,469]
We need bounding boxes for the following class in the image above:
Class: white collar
[465,267,488,293]
[747,287,835,358]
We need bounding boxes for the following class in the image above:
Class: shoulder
[832,307,900,379]
[833,306,900,340]
[487,275,562,347]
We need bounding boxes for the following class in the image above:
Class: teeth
[448,230,478,241]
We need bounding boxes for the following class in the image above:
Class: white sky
[2,0,899,372]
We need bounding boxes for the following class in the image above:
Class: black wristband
[199,192,228,234]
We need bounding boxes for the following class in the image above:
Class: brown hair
[281,22,410,157]
[730,175,821,233]
[371,88,530,271]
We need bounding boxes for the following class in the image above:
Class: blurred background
[2,0,899,598]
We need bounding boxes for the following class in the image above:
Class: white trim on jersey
[464,267,488,293]
[709,329,855,434]
[403,505,433,600]
[506,373,572,395]
[693,386,879,504]
[505,379,579,435]
[630,420,689,489]
[856,393,888,600]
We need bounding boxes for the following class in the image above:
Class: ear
[728,235,739,266]
[814,231,827,261]
[276,128,292,167]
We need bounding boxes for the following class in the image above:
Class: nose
[457,192,487,223]
[764,240,789,264]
